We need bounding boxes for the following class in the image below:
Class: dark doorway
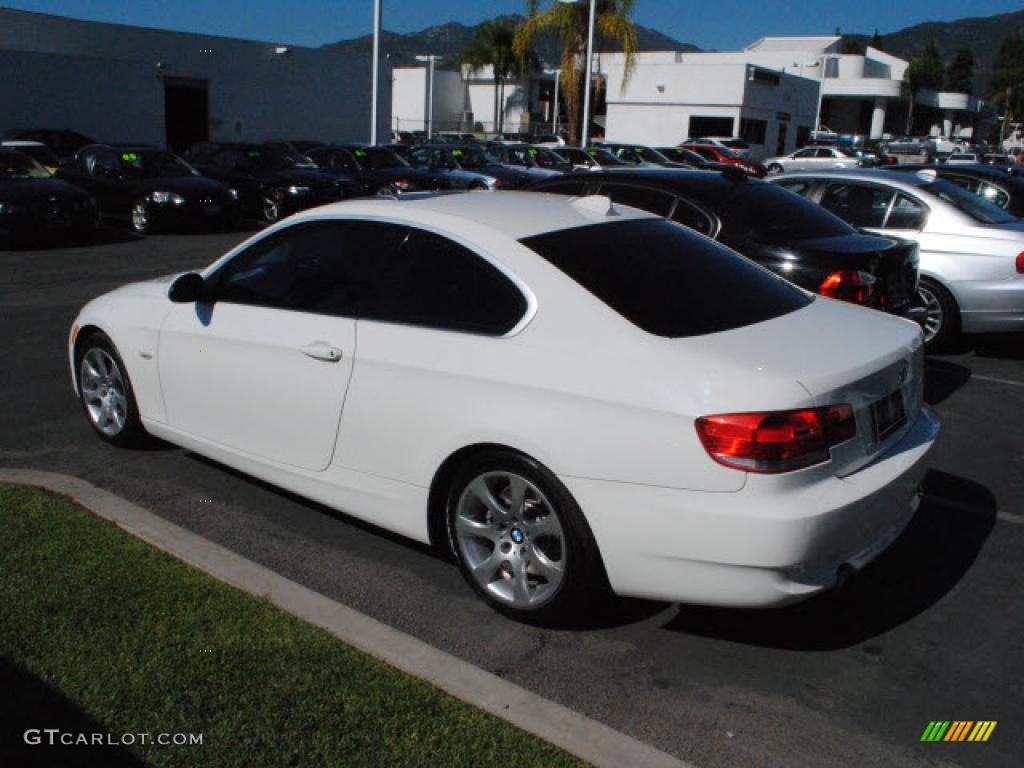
[164,78,208,153]
[776,122,788,155]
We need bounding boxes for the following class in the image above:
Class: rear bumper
[563,405,939,607]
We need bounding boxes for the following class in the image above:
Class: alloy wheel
[131,202,149,232]
[453,471,566,609]
[79,347,128,436]
[262,189,284,221]
[918,284,943,343]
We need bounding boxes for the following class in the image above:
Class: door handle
[300,342,343,362]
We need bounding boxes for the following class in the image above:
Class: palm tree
[514,0,638,144]
[459,19,520,134]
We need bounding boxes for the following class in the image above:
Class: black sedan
[306,145,445,195]
[0,149,97,246]
[887,163,1024,219]
[187,143,361,222]
[58,146,242,233]
[530,170,924,323]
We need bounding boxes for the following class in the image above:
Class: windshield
[13,145,59,167]
[720,182,855,244]
[0,151,51,179]
[660,148,704,164]
[722,140,749,150]
[585,148,629,166]
[450,147,491,169]
[920,177,1017,225]
[521,219,812,338]
[836,147,858,158]
[119,150,198,178]
[635,147,672,163]
[352,147,408,170]
[530,147,569,168]
[258,147,319,170]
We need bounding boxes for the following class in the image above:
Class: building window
[688,116,735,138]
[739,118,767,145]
[796,126,811,149]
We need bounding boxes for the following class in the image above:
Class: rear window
[520,219,812,338]
[718,183,854,246]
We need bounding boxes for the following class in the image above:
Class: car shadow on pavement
[0,657,146,767]
[923,358,971,405]
[1,226,143,252]
[932,331,1024,362]
[660,470,996,650]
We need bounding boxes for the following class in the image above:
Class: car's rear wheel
[376,183,401,196]
[130,200,154,234]
[76,333,147,447]
[468,181,488,191]
[767,162,784,175]
[918,277,959,350]
[446,450,605,623]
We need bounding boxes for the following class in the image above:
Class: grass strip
[0,483,586,768]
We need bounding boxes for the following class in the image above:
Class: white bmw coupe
[70,192,939,621]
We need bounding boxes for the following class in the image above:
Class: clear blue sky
[3,0,1021,51]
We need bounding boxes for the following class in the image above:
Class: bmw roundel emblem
[511,528,524,544]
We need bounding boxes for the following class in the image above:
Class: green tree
[903,40,943,133]
[870,29,884,51]
[514,0,638,144]
[989,32,1024,139]
[841,37,865,55]
[944,48,974,93]
[459,19,521,133]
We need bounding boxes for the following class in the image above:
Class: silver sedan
[764,146,862,174]
[770,169,1024,347]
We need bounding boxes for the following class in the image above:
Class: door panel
[158,302,356,471]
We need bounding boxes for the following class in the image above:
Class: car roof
[772,168,950,191]
[288,191,656,239]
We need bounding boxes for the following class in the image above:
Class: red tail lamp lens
[819,270,877,304]
[695,405,856,474]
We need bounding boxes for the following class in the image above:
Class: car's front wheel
[76,332,147,446]
[130,200,155,234]
[445,450,606,623]
[261,187,285,222]
[767,162,784,175]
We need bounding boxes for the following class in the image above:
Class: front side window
[521,219,811,338]
[211,221,526,335]
[885,194,927,230]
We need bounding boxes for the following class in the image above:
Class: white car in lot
[69,192,938,621]
[771,169,1024,347]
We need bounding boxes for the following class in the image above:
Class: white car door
[158,221,359,471]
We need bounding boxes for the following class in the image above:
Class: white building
[0,7,388,151]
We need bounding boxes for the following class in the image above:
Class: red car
[682,144,766,177]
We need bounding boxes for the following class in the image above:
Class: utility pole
[370,0,382,144]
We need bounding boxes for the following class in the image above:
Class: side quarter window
[361,228,527,335]
[669,197,719,238]
[597,184,675,217]
[884,194,927,230]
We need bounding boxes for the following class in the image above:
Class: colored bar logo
[920,721,997,742]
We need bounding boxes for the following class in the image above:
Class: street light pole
[581,0,596,147]
[416,54,442,139]
[370,0,382,144]
[553,69,561,135]
[814,55,831,134]
[559,0,596,147]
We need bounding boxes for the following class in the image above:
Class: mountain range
[324,9,1024,97]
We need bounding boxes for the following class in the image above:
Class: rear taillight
[695,405,856,474]
[1016,251,1024,274]
[819,270,876,304]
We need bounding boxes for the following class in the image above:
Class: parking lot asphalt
[2,227,1022,768]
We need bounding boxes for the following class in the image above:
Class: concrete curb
[0,467,692,768]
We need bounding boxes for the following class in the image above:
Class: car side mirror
[168,272,207,303]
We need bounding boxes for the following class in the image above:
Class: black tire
[468,181,488,191]
[767,162,784,175]
[445,449,607,624]
[918,277,960,351]
[74,332,148,447]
